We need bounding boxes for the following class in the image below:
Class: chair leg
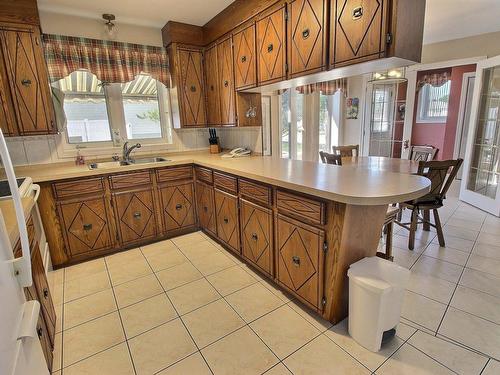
[408,208,418,251]
[423,210,430,231]
[433,209,445,247]
[397,206,403,222]
[385,221,394,261]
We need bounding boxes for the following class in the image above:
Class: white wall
[342,75,367,148]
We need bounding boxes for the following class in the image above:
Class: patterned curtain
[417,72,450,91]
[42,34,170,87]
[296,78,348,96]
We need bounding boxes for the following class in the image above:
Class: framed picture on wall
[346,97,359,119]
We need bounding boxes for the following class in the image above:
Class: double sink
[88,157,171,170]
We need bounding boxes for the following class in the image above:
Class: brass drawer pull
[223,217,229,224]
[21,79,32,86]
[83,223,93,231]
[133,212,142,219]
[251,233,258,241]
[176,204,183,211]
[353,6,363,20]
[267,43,273,53]
[241,55,247,63]
[302,29,310,39]
[292,256,300,266]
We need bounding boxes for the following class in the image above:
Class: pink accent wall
[411,65,476,160]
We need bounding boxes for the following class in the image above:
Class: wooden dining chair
[332,144,359,157]
[408,145,438,162]
[396,159,463,250]
[319,151,342,165]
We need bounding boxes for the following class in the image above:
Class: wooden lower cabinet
[240,199,273,276]
[276,214,325,310]
[58,197,114,257]
[214,189,240,253]
[112,188,158,245]
[195,181,217,236]
[159,182,196,233]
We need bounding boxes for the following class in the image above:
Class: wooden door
[0,55,16,135]
[195,181,216,236]
[113,189,158,245]
[233,24,257,90]
[177,47,207,127]
[0,27,55,135]
[217,37,236,126]
[289,0,327,77]
[276,214,324,309]
[256,3,287,85]
[331,0,388,67]
[214,189,240,253]
[240,199,273,276]
[204,44,221,126]
[59,197,114,257]
[160,182,196,233]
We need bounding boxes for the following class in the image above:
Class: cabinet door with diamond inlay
[289,0,327,77]
[0,27,55,135]
[59,197,114,257]
[240,199,273,276]
[331,0,388,67]
[113,189,158,245]
[195,181,217,236]
[233,24,257,90]
[217,37,236,126]
[160,182,196,233]
[215,189,240,253]
[204,44,221,126]
[177,47,207,127]
[256,3,287,85]
[276,214,324,309]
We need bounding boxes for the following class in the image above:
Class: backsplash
[6,127,263,166]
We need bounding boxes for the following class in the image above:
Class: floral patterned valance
[417,72,450,90]
[42,34,170,87]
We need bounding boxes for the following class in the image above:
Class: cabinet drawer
[276,214,325,309]
[156,166,193,183]
[195,166,213,184]
[239,179,271,206]
[110,171,152,189]
[277,190,325,225]
[214,172,238,195]
[53,177,104,199]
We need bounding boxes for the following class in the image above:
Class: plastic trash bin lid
[347,272,393,294]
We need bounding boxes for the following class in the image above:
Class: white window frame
[416,81,451,124]
[56,71,174,158]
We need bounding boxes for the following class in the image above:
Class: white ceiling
[38,0,500,44]
[424,0,500,44]
[37,0,234,28]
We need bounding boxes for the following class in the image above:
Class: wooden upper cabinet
[173,46,207,127]
[0,26,55,135]
[288,0,327,77]
[233,24,257,90]
[330,0,389,68]
[256,3,287,85]
[204,44,221,126]
[217,37,236,126]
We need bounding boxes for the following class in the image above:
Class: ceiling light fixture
[368,68,407,84]
[102,14,117,39]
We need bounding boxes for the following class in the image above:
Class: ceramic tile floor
[47,182,500,375]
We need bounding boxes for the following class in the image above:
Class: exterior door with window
[460,55,500,216]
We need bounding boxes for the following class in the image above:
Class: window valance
[42,34,170,87]
[417,72,450,91]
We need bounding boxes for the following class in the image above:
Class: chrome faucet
[122,142,141,162]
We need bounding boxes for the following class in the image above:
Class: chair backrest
[332,144,359,157]
[319,151,342,165]
[415,159,463,204]
[409,145,438,162]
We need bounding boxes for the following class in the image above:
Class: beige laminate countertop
[7,152,431,206]
[0,197,35,246]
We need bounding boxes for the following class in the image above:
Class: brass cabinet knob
[223,217,229,224]
[21,79,32,86]
[83,223,92,231]
[241,55,247,63]
[224,80,229,87]
[43,288,49,298]
[133,212,142,219]
[203,206,208,212]
[251,233,258,241]
[175,204,183,211]
[267,44,273,53]
[353,6,363,20]
[292,256,301,266]
[190,85,196,92]
[302,29,310,39]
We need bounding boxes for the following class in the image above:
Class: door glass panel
[467,66,500,199]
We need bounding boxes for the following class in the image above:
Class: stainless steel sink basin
[88,161,130,170]
[130,157,171,164]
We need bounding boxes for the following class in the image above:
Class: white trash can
[347,256,410,352]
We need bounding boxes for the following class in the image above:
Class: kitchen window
[51,70,172,147]
[416,81,451,123]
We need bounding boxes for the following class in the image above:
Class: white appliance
[0,129,49,375]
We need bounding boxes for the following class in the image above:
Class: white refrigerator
[0,129,48,375]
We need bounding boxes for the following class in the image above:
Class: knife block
[210,143,221,154]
